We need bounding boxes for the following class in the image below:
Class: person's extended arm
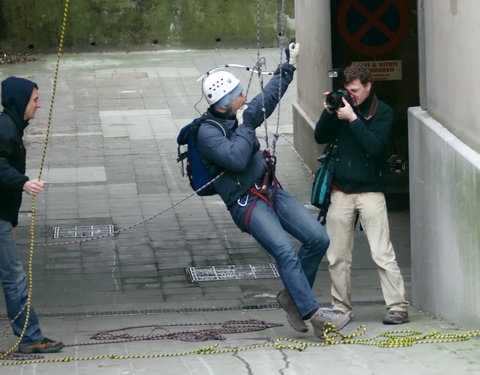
[244,39,298,128]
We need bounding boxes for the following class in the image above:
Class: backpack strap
[203,118,227,137]
[197,118,229,176]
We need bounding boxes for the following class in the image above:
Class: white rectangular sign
[354,60,402,81]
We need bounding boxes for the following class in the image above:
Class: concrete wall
[292,0,331,172]
[420,0,480,152]
[409,0,480,327]
[0,0,294,52]
[408,108,480,328]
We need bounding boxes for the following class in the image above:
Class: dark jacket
[314,93,393,192]
[197,63,295,207]
[0,77,37,226]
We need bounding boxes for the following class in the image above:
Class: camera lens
[325,91,342,110]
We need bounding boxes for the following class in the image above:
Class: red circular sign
[337,0,409,56]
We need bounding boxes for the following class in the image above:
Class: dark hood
[1,76,38,132]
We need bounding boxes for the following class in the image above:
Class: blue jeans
[0,219,43,345]
[230,188,329,319]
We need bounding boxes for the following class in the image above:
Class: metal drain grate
[187,264,280,282]
[53,225,115,239]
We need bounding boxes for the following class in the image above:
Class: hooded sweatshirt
[0,77,38,226]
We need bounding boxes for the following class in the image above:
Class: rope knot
[196,344,218,354]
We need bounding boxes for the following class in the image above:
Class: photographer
[314,63,409,328]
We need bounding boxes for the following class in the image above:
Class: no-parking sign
[337,0,409,56]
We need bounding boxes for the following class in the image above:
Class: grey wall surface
[408,107,480,328]
[0,0,294,52]
[420,0,480,152]
[292,0,331,172]
[409,0,480,327]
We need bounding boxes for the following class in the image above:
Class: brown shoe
[277,290,309,333]
[18,338,64,354]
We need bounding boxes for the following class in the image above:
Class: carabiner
[237,194,249,207]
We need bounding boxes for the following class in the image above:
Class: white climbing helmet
[202,71,241,106]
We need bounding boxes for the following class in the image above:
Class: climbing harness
[0,0,71,361]
[241,150,282,231]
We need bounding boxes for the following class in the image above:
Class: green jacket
[314,93,393,192]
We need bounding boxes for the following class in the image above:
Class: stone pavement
[0,49,478,373]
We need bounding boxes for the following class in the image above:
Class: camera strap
[363,95,379,121]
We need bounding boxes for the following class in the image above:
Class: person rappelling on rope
[0,77,64,354]
[195,44,338,339]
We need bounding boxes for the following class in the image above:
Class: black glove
[238,104,263,128]
[274,62,296,77]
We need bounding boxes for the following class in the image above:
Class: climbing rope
[272,0,287,154]
[1,322,478,366]
[0,0,71,360]
[16,170,226,248]
[244,0,263,98]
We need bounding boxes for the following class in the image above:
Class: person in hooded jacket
[0,76,64,353]
[196,44,334,339]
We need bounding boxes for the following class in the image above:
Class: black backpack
[177,116,227,196]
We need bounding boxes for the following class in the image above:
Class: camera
[325,68,352,110]
[325,89,351,110]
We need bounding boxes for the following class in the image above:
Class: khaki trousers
[326,190,409,312]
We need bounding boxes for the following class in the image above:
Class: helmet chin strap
[225,104,234,118]
[211,103,235,118]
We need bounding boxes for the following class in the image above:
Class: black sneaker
[383,310,409,325]
[18,337,64,354]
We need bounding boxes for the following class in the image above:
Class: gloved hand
[274,62,296,77]
[237,104,262,128]
[287,42,299,67]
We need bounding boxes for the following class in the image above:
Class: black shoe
[18,337,64,354]
[383,310,409,324]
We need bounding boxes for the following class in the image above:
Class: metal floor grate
[187,264,280,282]
[53,225,115,239]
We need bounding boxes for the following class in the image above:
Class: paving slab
[1,49,478,373]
